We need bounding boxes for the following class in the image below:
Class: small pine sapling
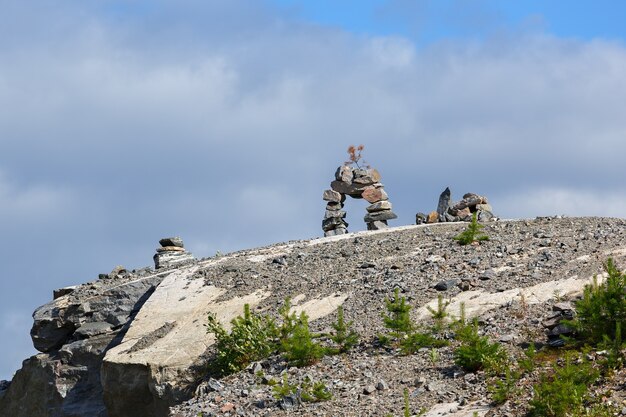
[329,305,359,353]
[454,318,506,373]
[427,294,450,332]
[205,304,277,376]
[454,212,489,245]
[281,311,325,367]
[382,288,413,338]
[403,388,410,417]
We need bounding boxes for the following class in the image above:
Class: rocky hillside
[1,216,626,417]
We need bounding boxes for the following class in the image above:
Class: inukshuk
[322,166,397,236]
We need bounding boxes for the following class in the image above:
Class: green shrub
[272,374,298,400]
[382,288,413,337]
[281,311,325,367]
[454,318,506,373]
[487,368,520,405]
[454,212,489,245]
[206,304,277,376]
[427,294,450,332]
[569,258,626,348]
[301,377,333,402]
[518,343,537,373]
[528,354,599,417]
[272,375,332,403]
[328,305,359,354]
[400,331,448,355]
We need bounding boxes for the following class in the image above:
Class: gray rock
[363,385,376,395]
[153,250,195,269]
[0,380,9,401]
[159,237,184,248]
[324,227,348,237]
[108,265,127,279]
[335,165,354,183]
[53,286,77,300]
[330,180,370,197]
[376,380,389,391]
[434,279,459,291]
[278,394,300,410]
[326,202,343,211]
[437,187,452,215]
[367,220,388,230]
[552,302,574,313]
[322,217,348,232]
[324,209,347,219]
[366,201,392,212]
[322,189,343,203]
[415,213,427,225]
[549,324,573,337]
[363,211,397,223]
[74,322,113,339]
[478,270,496,280]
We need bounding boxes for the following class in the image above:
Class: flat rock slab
[102,265,271,417]
[422,402,490,417]
[102,264,347,417]
[415,273,609,322]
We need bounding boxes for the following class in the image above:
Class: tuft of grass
[454,212,489,245]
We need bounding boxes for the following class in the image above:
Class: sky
[2,0,626,381]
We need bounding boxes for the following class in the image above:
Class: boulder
[415,213,427,225]
[1,270,166,417]
[427,211,439,224]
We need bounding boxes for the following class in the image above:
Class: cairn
[416,187,495,225]
[153,237,195,269]
[322,166,397,236]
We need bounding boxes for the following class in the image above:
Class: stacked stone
[416,188,495,225]
[322,165,397,237]
[153,237,195,269]
[322,189,348,236]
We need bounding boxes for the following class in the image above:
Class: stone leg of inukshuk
[322,165,397,236]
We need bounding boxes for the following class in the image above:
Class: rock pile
[153,237,195,269]
[542,302,575,347]
[323,166,397,236]
[416,187,495,225]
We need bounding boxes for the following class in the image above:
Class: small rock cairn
[153,237,195,269]
[416,187,495,225]
[322,165,397,236]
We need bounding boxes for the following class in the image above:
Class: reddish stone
[362,187,388,203]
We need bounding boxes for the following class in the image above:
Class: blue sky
[271,0,626,42]
[2,0,626,381]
